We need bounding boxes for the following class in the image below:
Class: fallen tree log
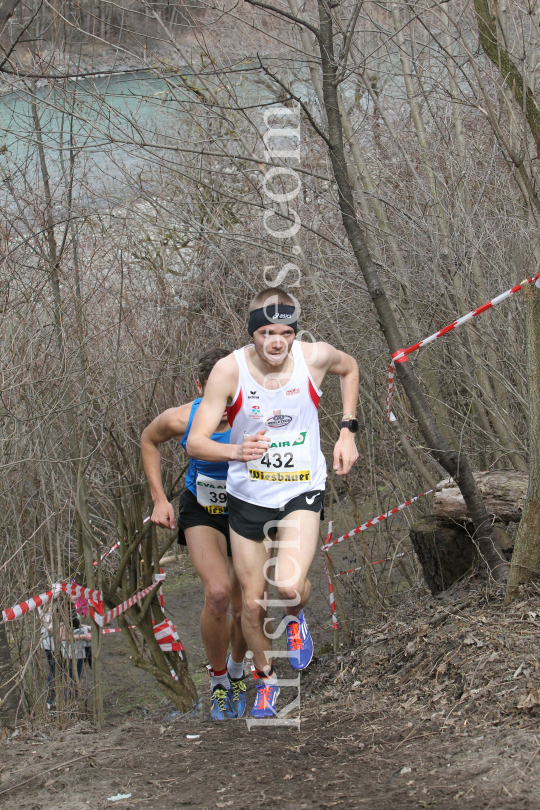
[433,471,528,524]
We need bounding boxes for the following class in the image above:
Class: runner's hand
[151,499,176,530]
[333,431,359,475]
[236,429,270,462]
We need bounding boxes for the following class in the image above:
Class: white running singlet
[226,341,327,508]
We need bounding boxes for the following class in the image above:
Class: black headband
[247,304,298,337]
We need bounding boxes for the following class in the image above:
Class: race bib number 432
[196,474,228,513]
[247,430,312,483]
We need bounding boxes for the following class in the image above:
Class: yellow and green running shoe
[230,676,247,718]
[210,685,235,721]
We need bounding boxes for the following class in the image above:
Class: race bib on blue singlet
[196,474,228,513]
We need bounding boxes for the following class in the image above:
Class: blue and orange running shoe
[249,674,280,719]
[286,611,314,670]
[210,685,235,721]
[230,676,247,718]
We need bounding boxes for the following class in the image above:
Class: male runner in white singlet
[187,288,359,718]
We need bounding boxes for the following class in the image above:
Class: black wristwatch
[340,418,359,433]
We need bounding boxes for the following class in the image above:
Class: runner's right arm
[141,403,192,530]
[187,356,269,462]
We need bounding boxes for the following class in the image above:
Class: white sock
[227,655,245,680]
[208,667,231,692]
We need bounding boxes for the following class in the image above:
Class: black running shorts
[177,489,232,557]
[227,489,325,542]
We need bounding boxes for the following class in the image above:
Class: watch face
[350,419,359,433]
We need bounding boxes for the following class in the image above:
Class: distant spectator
[75,595,93,668]
[60,596,91,693]
[38,604,56,710]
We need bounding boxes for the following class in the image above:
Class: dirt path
[100,541,350,718]
[5,525,540,808]
[1,701,539,809]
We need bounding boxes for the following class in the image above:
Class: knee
[205,584,231,616]
[243,595,265,626]
[277,582,304,603]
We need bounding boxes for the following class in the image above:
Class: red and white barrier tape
[5,518,155,620]
[101,618,184,655]
[4,577,159,627]
[61,582,103,602]
[325,564,338,631]
[93,542,120,566]
[3,564,185,668]
[2,582,104,622]
[153,618,185,654]
[323,520,333,550]
[321,490,432,552]
[387,270,540,420]
[91,579,160,627]
[321,522,339,631]
[2,586,61,621]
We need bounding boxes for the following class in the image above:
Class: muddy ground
[1,678,540,809]
[3,522,540,808]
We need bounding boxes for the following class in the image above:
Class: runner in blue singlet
[141,348,248,721]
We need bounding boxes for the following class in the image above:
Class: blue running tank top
[181,398,231,514]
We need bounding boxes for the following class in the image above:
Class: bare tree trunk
[314,0,507,579]
[0,0,23,28]
[506,282,540,598]
[287,0,456,473]
[31,92,104,720]
[467,0,540,593]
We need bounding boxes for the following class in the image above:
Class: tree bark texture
[434,471,528,524]
[410,517,477,594]
[474,0,540,149]
[0,624,18,729]
[507,283,540,595]
[315,0,507,579]
[0,0,22,28]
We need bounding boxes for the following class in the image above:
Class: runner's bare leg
[230,511,320,673]
[229,529,271,673]
[185,526,231,671]
[228,560,249,663]
[275,510,320,616]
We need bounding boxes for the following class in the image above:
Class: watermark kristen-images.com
[245,102,304,730]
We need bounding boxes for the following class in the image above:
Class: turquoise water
[0,63,324,208]
[0,69,267,201]
[0,71,197,195]
[0,66,297,151]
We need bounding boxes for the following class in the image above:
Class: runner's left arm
[307,342,360,475]
[187,357,269,462]
[141,404,192,530]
